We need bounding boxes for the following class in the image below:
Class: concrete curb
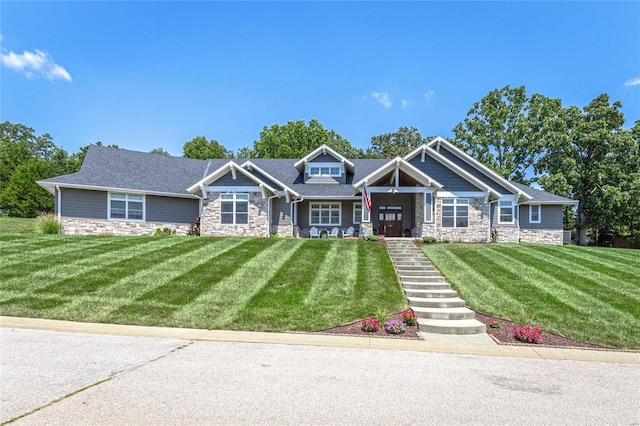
[2,316,638,365]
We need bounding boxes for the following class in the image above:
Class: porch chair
[343,226,355,238]
[329,227,340,238]
[309,227,320,238]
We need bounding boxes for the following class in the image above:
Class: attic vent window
[309,164,341,177]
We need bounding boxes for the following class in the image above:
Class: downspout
[266,193,279,237]
[291,197,304,237]
[56,185,61,235]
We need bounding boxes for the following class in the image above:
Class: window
[221,193,249,224]
[353,202,362,224]
[310,202,341,225]
[308,163,342,177]
[109,193,144,220]
[441,198,468,228]
[499,200,514,224]
[529,205,541,223]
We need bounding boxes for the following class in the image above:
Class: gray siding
[305,175,345,184]
[408,156,482,192]
[437,148,513,194]
[209,172,256,187]
[146,196,199,224]
[61,188,107,219]
[271,197,291,225]
[519,205,563,230]
[310,154,339,163]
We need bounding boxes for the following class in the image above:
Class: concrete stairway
[386,238,486,335]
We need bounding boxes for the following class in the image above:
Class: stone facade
[435,197,489,243]
[520,229,563,245]
[61,217,191,236]
[360,221,373,237]
[270,223,293,237]
[201,192,268,237]
[414,193,436,238]
[493,226,519,243]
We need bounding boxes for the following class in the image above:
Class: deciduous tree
[365,127,434,159]
[183,136,232,159]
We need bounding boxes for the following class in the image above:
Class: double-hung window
[529,205,541,223]
[109,193,144,220]
[441,198,468,228]
[499,200,514,224]
[310,202,341,225]
[353,202,362,224]
[221,193,249,224]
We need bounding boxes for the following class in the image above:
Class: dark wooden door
[378,207,403,237]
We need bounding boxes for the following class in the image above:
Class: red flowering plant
[361,317,380,332]
[490,320,501,329]
[402,311,417,326]
[513,324,543,343]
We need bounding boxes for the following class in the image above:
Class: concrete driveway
[2,327,639,425]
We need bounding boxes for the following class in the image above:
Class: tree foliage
[150,147,170,155]
[535,94,630,245]
[245,119,365,159]
[366,126,434,158]
[452,85,563,183]
[183,136,232,159]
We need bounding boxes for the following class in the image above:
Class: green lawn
[0,235,406,332]
[422,244,640,349]
[0,218,36,234]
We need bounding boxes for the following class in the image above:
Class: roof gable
[353,157,443,190]
[187,161,278,195]
[293,144,355,174]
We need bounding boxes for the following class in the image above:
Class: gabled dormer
[294,144,355,184]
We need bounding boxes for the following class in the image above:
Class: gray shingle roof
[39,146,574,204]
[510,182,575,204]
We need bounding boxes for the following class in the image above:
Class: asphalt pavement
[2,326,639,425]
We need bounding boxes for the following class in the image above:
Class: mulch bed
[312,311,614,350]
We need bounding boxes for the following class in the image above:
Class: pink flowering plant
[513,324,542,343]
[385,319,406,335]
[361,317,380,332]
[490,320,501,329]
[402,311,417,326]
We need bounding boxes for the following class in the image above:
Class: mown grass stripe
[174,239,304,330]
[0,236,112,262]
[563,245,640,273]
[134,238,274,306]
[32,237,191,295]
[523,245,640,299]
[422,247,522,314]
[303,240,358,305]
[484,245,636,319]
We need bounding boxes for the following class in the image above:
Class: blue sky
[1,1,639,157]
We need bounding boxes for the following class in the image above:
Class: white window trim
[108,192,146,221]
[441,198,469,228]
[220,193,250,225]
[307,162,343,177]
[353,202,362,224]
[498,199,515,224]
[309,201,342,226]
[529,204,541,223]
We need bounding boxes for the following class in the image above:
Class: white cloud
[401,99,411,108]
[372,91,392,108]
[624,77,640,87]
[1,47,72,81]
[424,90,435,100]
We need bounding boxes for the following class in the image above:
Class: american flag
[363,186,372,211]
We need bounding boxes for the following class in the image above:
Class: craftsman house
[38,137,575,244]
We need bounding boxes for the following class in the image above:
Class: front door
[378,206,403,237]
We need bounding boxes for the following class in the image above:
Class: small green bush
[155,227,176,236]
[365,235,379,242]
[36,213,60,234]
[422,236,436,244]
[442,239,451,244]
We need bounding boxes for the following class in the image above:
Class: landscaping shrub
[422,236,436,244]
[402,310,417,326]
[385,319,406,334]
[35,213,60,234]
[514,324,542,343]
[442,239,451,243]
[490,320,501,328]
[155,227,176,236]
[188,217,200,236]
[365,235,379,242]
[361,317,380,332]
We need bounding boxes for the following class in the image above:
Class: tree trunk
[576,203,587,246]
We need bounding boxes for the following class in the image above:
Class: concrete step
[406,297,467,308]
[402,282,451,290]
[399,275,446,283]
[393,264,435,270]
[418,318,486,335]
[404,288,458,298]
[411,306,476,320]
[396,269,441,277]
